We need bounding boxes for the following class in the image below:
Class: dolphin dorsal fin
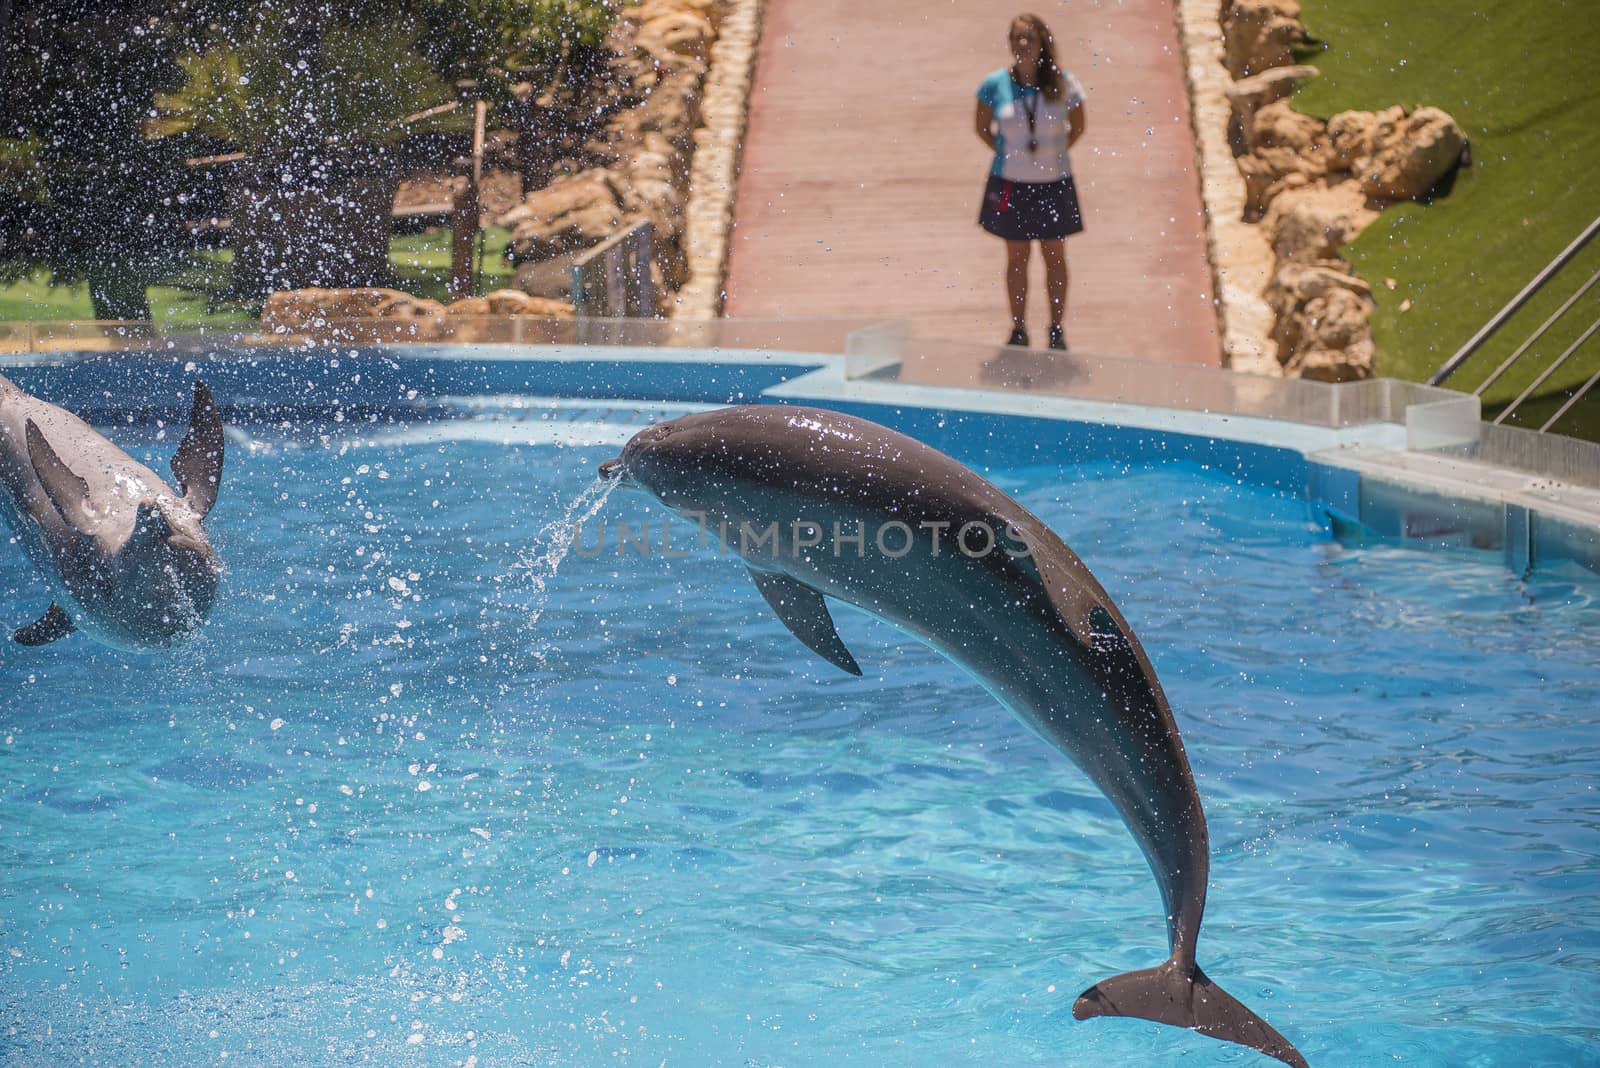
[171,380,223,517]
[24,419,102,535]
[14,603,76,646]
[747,568,863,677]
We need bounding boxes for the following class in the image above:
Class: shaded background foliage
[0,0,201,317]
[0,0,616,315]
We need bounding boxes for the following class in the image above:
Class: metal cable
[1493,314,1600,425]
[1475,269,1600,395]
[1540,365,1600,433]
[1430,214,1600,386]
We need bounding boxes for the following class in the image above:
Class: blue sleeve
[1062,71,1086,109]
[976,70,1005,109]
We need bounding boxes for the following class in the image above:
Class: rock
[1256,169,1318,210]
[1325,107,1390,170]
[440,290,577,342]
[1249,99,1326,155]
[500,0,724,316]
[1238,151,1320,219]
[1277,260,1372,294]
[614,131,689,266]
[1264,262,1376,382]
[1286,340,1375,382]
[1217,6,1463,383]
[1226,65,1319,152]
[261,288,446,333]
[609,67,701,141]
[636,11,714,67]
[619,134,686,218]
[500,170,626,262]
[259,286,578,345]
[625,0,721,34]
[444,290,575,318]
[1355,106,1466,201]
[1220,0,1306,80]
[1262,182,1379,263]
[1298,286,1372,349]
[1265,261,1372,315]
[1236,100,1330,217]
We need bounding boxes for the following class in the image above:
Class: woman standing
[975,14,1087,351]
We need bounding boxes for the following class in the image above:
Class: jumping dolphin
[599,405,1307,1067]
[0,374,224,650]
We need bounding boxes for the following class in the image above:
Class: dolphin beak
[598,458,627,483]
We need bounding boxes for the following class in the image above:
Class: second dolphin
[0,375,224,650]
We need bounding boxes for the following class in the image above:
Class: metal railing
[570,221,656,318]
[1429,214,1600,431]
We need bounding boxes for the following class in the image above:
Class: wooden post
[633,223,655,317]
[448,82,485,302]
[470,98,487,288]
[605,246,627,317]
[448,194,475,302]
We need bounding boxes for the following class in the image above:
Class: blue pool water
[1,401,1596,1066]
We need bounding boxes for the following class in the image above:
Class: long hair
[1013,13,1066,101]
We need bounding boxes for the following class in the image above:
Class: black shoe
[1006,325,1029,347]
[1048,324,1067,351]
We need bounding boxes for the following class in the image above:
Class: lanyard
[1019,88,1040,153]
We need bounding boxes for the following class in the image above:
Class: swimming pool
[1,394,1594,1066]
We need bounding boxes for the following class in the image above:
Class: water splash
[514,476,620,640]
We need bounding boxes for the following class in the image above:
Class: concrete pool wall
[3,321,1597,576]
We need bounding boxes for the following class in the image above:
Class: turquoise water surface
[1,401,1596,1066]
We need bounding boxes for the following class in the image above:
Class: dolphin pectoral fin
[24,420,101,534]
[171,380,224,517]
[747,568,863,677]
[1074,960,1308,1068]
[14,603,76,646]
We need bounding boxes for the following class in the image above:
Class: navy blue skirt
[978,173,1085,241]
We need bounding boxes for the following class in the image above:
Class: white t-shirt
[977,67,1086,182]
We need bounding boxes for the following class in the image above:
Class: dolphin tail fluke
[1074,959,1308,1068]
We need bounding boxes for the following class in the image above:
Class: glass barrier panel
[858,336,1348,426]
[0,322,31,354]
[1460,422,1600,491]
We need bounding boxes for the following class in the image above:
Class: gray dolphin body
[601,404,1307,1067]
[0,374,224,650]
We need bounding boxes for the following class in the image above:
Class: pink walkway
[722,0,1222,367]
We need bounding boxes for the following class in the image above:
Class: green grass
[0,271,93,321]
[0,225,518,325]
[1293,0,1600,438]
[389,225,517,304]
[0,251,252,323]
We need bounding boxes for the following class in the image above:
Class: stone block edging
[1173,0,1281,375]
[672,0,766,319]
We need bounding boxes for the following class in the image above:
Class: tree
[152,0,619,299]
[1,0,620,313]
[0,0,199,320]
[153,6,452,297]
